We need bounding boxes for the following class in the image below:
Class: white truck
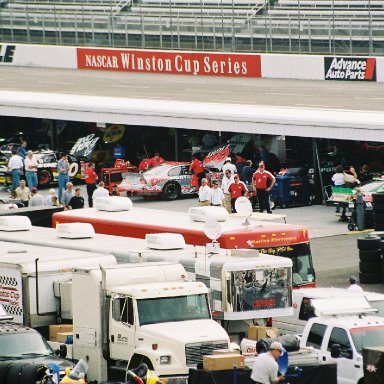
[0,220,294,338]
[290,310,384,384]
[71,262,229,382]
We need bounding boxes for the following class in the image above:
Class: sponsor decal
[77,48,261,77]
[0,45,16,63]
[70,133,100,159]
[324,57,376,81]
[203,145,230,169]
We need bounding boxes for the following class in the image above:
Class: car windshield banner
[324,57,376,81]
[203,145,231,170]
[70,134,100,159]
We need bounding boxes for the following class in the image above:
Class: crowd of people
[197,157,276,215]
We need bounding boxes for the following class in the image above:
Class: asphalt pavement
[0,182,382,294]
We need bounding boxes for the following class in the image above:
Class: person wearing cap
[250,341,285,384]
[222,157,237,175]
[228,174,248,213]
[198,178,211,206]
[29,187,45,207]
[347,276,363,292]
[210,180,225,207]
[221,169,235,214]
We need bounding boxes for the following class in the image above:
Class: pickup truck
[289,313,384,384]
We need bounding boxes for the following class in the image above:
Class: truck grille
[185,340,228,366]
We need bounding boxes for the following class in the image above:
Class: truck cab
[299,306,384,384]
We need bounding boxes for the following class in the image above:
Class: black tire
[0,363,13,384]
[6,362,29,384]
[359,272,382,284]
[375,224,384,231]
[373,203,384,214]
[20,364,46,384]
[359,249,382,262]
[357,236,381,250]
[373,193,384,204]
[359,261,382,273]
[128,355,154,370]
[37,169,52,187]
[162,182,180,201]
[348,223,356,231]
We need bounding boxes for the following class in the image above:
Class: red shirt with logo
[228,181,248,198]
[252,170,274,190]
[84,167,98,184]
[190,158,205,174]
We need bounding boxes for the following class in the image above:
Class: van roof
[308,314,384,329]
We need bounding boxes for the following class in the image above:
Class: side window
[168,167,182,177]
[306,323,327,349]
[328,327,352,359]
[112,297,134,326]
[299,298,316,321]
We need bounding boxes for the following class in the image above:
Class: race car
[118,162,198,200]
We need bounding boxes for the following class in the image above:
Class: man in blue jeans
[7,150,23,193]
[57,153,69,204]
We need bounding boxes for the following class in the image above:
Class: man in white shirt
[222,157,237,175]
[221,169,235,214]
[7,150,23,193]
[24,150,39,189]
[250,342,285,384]
[347,276,364,292]
[92,181,110,205]
[210,180,225,206]
[198,178,211,206]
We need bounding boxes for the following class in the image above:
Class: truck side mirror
[56,344,68,358]
[330,344,341,358]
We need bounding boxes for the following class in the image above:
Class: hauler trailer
[0,231,229,381]
[52,197,315,288]
[0,221,294,337]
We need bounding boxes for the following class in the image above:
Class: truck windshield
[0,332,54,360]
[350,325,384,354]
[138,294,210,325]
[258,243,315,287]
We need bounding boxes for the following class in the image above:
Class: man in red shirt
[84,162,98,207]
[252,161,275,213]
[189,155,206,187]
[228,174,248,213]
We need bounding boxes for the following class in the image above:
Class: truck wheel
[128,355,154,370]
[357,236,381,251]
[6,362,29,384]
[359,249,382,262]
[38,169,52,187]
[162,182,180,201]
[0,363,13,384]
[20,364,46,384]
[359,272,382,284]
[348,223,356,231]
[359,261,382,273]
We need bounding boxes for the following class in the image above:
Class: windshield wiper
[21,352,52,357]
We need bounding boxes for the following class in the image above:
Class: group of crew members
[197,157,276,214]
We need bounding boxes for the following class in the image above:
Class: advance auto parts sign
[77,48,261,77]
[324,57,376,81]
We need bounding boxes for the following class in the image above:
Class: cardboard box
[203,354,244,371]
[248,326,278,341]
[49,324,73,342]
[56,332,73,344]
[212,349,240,355]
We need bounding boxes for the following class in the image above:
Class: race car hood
[69,133,100,160]
[203,133,254,171]
[140,319,229,344]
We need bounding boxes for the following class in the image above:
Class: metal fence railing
[0,0,383,55]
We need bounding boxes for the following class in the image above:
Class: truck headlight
[160,355,171,364]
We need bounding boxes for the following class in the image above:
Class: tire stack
[0,362,47,384]
[357,235,383,284]
[373,192,384,231]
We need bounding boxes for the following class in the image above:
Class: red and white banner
[77,48,261,77]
